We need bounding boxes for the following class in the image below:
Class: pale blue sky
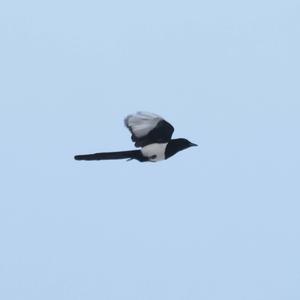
[1,1,300,299]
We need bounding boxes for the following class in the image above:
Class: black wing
[124,112,175,147]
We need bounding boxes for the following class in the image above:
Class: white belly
[141,143,168,162]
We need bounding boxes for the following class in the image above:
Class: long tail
[74,150,145,162]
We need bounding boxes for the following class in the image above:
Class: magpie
[74,112,197,162]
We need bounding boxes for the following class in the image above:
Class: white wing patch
[141,143,168,162]
[125,112,162,138]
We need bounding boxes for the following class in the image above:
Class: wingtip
[124,114,132,128]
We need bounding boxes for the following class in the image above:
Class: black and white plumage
[74,112,197,162]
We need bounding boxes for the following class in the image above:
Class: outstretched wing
[124,112,175,147]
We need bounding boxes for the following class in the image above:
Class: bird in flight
[74,112,197,162]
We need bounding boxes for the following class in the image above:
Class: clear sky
[1,0,300,299]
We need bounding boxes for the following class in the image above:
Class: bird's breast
[141,143,168,162]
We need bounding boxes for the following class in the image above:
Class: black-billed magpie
[74,112,197,162]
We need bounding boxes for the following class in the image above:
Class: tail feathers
[74,150,145,162]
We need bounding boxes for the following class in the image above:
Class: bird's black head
[174,138,198,149]
[165,138,197,159]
